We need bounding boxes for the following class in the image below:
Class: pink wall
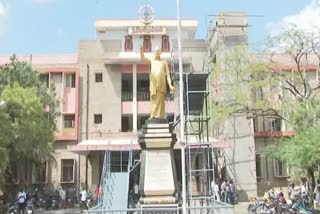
[122,101,175,114]
[63,88,76,113]
[38,68,79,142]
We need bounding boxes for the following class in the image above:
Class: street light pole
[176,0,187,213]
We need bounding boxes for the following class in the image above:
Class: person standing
[220,180,226,202]
[225,180,231,204]
[301,180,308,197]
[229,180,236,205]
[17,189,26,214]
[59,188,66,209]
[211,179,220,201]
[288,183,295,199]
[80,187,88,212]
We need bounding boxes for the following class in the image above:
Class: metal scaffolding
[171,49,215,206]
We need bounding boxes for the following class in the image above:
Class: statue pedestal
[138,119,178,206]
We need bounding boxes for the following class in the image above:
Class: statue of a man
[140,45,175,119]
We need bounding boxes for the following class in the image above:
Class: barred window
[161,35,170,52]
[65,73,75,88]
[64,114,75,128]
[125,35,133,51]
[61,159,75,183]
[274,159,289,177]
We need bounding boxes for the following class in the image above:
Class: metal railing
[122,91,174,101]
[87,202,234,214]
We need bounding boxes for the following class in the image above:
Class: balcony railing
[122,91,133,101]
[137,91,149,101]
[122,91,174,101]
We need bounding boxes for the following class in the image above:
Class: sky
[0,0,318,54]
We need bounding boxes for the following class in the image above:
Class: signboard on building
[128,26,166,35]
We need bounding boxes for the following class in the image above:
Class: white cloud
[267,0,320,36]
[0,1,6,17]
[0,1,8,39]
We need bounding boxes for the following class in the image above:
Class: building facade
[2,9,314,203]
[0,13,211,205]
[0,54,80,196]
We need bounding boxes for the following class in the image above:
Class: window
[94,114,102,124]
[125,35,133,51]
[271,118,281,131]
[5,162,19,184]
[274,159,289,177]
[137,73,149,101]
[110,151,129,172]
[65,73,75,88]
[255,155,262,178]
[121,115,133,132]
[32,162,46,184]
[39,73,49,87]
[64,114,75,128]
[161,35,170,52]
[143,35,151,52]
[61,159,75,183]
[95,73,103,82]
[121,73,133,101]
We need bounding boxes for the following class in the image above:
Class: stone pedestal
[138,119,178,205]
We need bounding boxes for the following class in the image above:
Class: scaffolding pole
[176,0,186,213]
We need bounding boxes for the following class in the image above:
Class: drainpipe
[77,74,82,199]
[85,64,90,190]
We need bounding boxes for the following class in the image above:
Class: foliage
[0,56,58,175]
[213,24,320,181]
[211,45,279,132]
[266,98,320,170]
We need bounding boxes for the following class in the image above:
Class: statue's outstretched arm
[140,45,151,64]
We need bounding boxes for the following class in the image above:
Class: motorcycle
[80,200,88,213]
[86,192,95,209]
[26,200,33,214]
[66,188,76,208]
[38,195,46,209]
[49,191,59,210]
[6,203,18,214]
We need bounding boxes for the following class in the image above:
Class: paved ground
[234,202,249,214]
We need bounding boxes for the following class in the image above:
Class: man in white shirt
[17,189,26,214]
[211,180,220,201]
[80,188,88,211]
[59,188,66,208]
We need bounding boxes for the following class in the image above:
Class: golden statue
[140,45,175,119]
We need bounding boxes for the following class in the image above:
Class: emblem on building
[139,4,155,24]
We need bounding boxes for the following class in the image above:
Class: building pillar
[79,154,87,189]
[133,64,137,132]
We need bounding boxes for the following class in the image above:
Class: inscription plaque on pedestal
[138,119,177,205]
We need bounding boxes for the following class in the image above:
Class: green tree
[212,25,320,190]
[0,56,58,181]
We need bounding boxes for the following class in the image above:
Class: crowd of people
[211,179,236,204]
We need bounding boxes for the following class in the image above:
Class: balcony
[122,91,133,101]
[138,91,150,101]
[62,127,76,135]
[121,91,173,101]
